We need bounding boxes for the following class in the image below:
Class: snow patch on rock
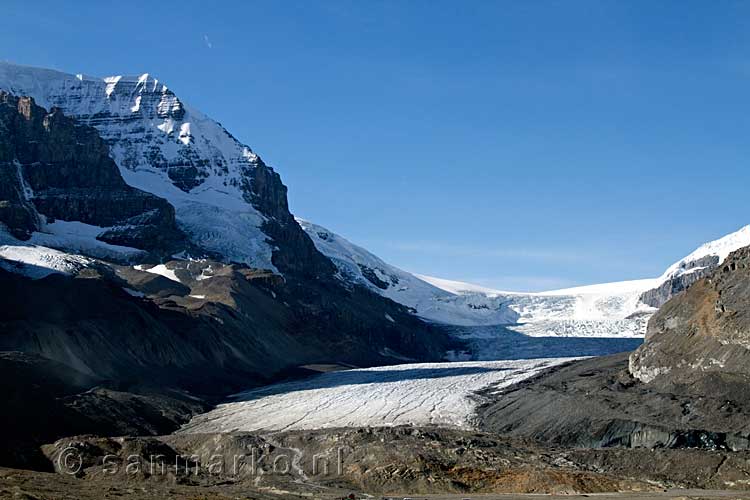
[29,220,143,261]
[134,263,181,283]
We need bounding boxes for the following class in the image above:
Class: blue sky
[3,1,750,291]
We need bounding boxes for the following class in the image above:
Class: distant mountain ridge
[302,219,750,335]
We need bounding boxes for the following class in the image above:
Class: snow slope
[180,358,574,433]
[298,219,518,325]
[0,226,94,279]
[655,224,750,285]
[422,276,657,318]
[0,62,275,270]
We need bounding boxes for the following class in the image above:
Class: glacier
[180,358,575,433]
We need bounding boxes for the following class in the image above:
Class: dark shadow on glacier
[447,324,643,361]
[231,326,642,402]
[232,365,514,402]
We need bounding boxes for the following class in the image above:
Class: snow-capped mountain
[0,62,286,270]
[3,62,749,340]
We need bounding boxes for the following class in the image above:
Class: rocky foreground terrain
[5,426,750,500]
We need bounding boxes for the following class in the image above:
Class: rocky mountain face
[0,92,187,256]
[630,245,750,386]
[0,62,325,273]
[0,73,455,380]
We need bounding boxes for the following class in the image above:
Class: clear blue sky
[3,1,750,291]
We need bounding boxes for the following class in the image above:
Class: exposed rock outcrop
[476,353,750,451]
[638,254,719,307]
[24,428,750,498]
[630,245,750,386]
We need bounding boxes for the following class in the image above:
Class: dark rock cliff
[245,159,336,279]
[638,254,720,308]
[476,353,750,451]
[0,92,187,255]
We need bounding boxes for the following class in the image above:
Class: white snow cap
[657,225,750,283]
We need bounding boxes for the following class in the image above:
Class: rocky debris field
[476,353,750,450]
[1,426,747,499]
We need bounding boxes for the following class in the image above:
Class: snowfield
[423,276,659,338]
[0,226,95,279]
[180,358,575,433]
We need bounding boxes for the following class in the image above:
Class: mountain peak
[0,63,276,270]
